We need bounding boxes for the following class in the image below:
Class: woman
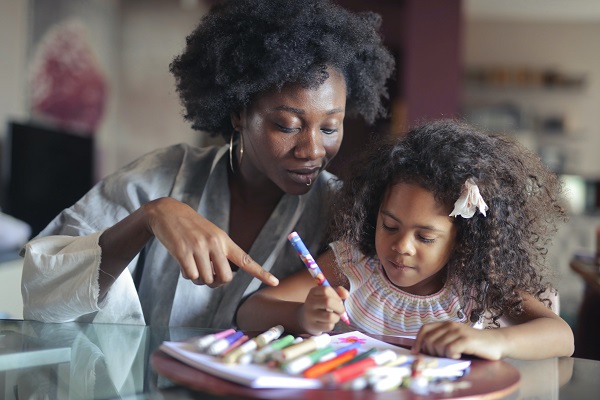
[21,0,394,327]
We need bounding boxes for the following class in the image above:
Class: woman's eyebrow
[273,105,345,115]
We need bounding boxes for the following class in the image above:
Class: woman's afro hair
[169,0,395,139]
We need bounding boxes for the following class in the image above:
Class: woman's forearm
[98,203,154,298]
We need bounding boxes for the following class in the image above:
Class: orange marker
[303,348,359,379]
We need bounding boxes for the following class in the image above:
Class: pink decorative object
[29,19,107,135]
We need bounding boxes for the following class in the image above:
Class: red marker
[320,350,397,386]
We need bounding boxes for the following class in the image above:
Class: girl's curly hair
[169,0,395,139]
[332,119,568,326]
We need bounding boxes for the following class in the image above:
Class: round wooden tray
[151,338,520,400]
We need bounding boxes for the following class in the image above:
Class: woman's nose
[294,128,326,160]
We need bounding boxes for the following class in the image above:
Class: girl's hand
[412,321,504,360]
[142,197,279,288]
[299,285,349,335]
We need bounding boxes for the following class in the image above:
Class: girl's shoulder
[329,241,379,282]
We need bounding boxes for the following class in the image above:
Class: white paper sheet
[159,331,470,389]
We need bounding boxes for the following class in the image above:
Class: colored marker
[255,325,285,347]
[318,342,361,363]
[222,337,258,364]
[194,328,236,351]
[280,345,334,375]
[341,376,369,391]
[302,347,360,379]
[253,334,296,363]
[273,333,331,363]
[321,349,397,386]
[339,347,377,367]
[206,330,244,355]
[265,337,304,368]
[371,373,405,392]
[219,334,249,357]
[287,231,350,325]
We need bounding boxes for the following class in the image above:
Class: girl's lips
[388,259,413,270]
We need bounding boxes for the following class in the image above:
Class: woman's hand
[143,197,279,288]
[412,321,504,360]
[299,285,349,335]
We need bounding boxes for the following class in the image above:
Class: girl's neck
[384,266,447,296]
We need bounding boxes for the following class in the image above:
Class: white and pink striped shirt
[330,241,482,336]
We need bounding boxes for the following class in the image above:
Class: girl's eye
[418,235,435,244]
[321,128,338,135]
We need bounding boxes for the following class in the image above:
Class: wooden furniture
[151,339,520,400]
[0,319,596,399]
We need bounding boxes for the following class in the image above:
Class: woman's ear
[230,109,244,132]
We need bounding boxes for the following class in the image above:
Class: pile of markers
[192,325,470,393]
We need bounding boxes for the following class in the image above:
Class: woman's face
[233,68,346,195]
[375,182,457,296]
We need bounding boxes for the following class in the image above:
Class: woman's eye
[276,124,299,133]
[321,128,338,135]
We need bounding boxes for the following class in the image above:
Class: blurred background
[1,0,599,357]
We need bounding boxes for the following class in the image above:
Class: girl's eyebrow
[380,210,444,232]
[273,105,345,115]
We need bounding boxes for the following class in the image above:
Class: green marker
[253,334,296,363]
[339,347,377,367]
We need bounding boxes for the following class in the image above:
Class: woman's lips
[288,167,320,185]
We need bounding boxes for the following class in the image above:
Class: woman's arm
[236,248,349,334]
[412,292,575,360]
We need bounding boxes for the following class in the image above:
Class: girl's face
[375,182,457,296]
[233,68,346,195]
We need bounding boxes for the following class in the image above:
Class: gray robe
[21,144,337,327]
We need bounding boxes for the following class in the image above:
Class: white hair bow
[449,178,488,218]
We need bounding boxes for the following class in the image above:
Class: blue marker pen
[288,231,350,324]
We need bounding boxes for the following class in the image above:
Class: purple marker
[207,331,244,355]
[288,231,350,325]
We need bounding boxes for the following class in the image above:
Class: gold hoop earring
[239,133,244,166]
[229,131,235,172]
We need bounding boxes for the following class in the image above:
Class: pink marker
[194,328,236,351]
[220,335,250,357]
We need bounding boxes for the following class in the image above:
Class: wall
[0,0,28,159]
[463,20,600,178]
[0,0,212,182]
[114,0,212,176]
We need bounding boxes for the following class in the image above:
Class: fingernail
[269,275,279,285]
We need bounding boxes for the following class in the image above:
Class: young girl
[236,119,575,360]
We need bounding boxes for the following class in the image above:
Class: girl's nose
[392,235,416,256]
[294,128,326,160]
